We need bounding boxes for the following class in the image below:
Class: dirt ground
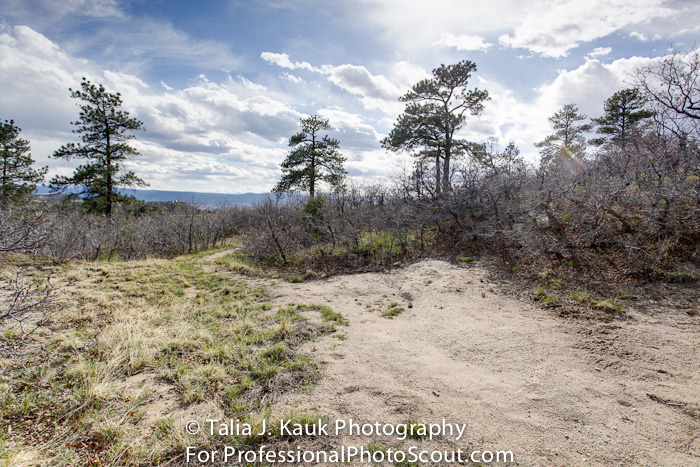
[262,259,700,466]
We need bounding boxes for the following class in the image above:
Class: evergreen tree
[383,60,489,194]
[536,104,592,168]
[0,119,47,204]
[50,78,147,216]
[273,116,346,198]
[590,88,654,147]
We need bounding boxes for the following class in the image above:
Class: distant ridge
[35,187,270,206]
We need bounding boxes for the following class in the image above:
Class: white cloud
[3,1,242,73]
[260,52,320,72]
[262,52,405,113]
[2,0,125,24]
[630,31,648,41]
[434,33,492,51]
[0,26,93,131]
[324,64,399,100]
[281,73,304,84]
[355,0,521,58]
[498,0,672,57]
[318,107,383,146]
[385,60,430,89]
[355,0,685,60]
[532,56,655,119]
[588,47,612,58]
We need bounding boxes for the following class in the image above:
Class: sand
[264,260,700,466]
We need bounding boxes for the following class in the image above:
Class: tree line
[240,49,700,286]
[1,50,699,283]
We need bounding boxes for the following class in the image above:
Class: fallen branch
[647,393,686,407]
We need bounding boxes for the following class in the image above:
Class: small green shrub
[402,420,426,440]
[382,307,405,319]
[542,294,559,306]
[572,291,624,313]
[591,298,624,313]
[535,286,559,305]
[286,274,303,283]
[367,441,386,453]
[615,288,636,300]
[548,279,567,290]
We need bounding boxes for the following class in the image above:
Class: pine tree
[50,78,147,216]
[590,88,654,147]
[0,119,47,204]
[383,60,489,194]
[273,116,346,199]
[536,104,592,168]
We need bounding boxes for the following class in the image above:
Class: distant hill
[34,187,270,206]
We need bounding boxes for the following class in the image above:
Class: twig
[647,393,686,407]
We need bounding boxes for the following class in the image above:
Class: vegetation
[0,119,46,204]
[273,115,347,199]
[382,306,405,319]
[535,103,592,167]
[50,78,147,216]
[239,53,700,302]
[590,88,654,147]
[0,252,336,465]
[383,60,489,194]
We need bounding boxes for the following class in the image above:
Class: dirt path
[264,260,700,466]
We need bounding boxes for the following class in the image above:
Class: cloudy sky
[1,0,698,193]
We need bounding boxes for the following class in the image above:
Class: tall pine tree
[273,116,346,199]
[383,60,489,194]
[50,78,147,216]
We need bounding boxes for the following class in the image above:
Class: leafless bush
[0,205,51,253]
[240,197,304,264]
[0,264,71,342]
[240,184,435,271]
[0,204,72,345]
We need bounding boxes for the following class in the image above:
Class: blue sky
[1,0,699,193]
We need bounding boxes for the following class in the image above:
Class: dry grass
[0,247,341,466]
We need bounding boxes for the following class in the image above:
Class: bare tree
[635,49,700,138]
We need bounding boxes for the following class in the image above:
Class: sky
[1,0,699,194]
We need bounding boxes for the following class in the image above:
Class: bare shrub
[0,264,71,342]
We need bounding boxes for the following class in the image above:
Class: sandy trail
[264,260,700,466]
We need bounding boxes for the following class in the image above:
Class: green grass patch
[213,250,277,278]
[401,420,427,440]
[534,286,560,306]
[382,307,405,319]
[572,291,625,314]
[286,274,304,283]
